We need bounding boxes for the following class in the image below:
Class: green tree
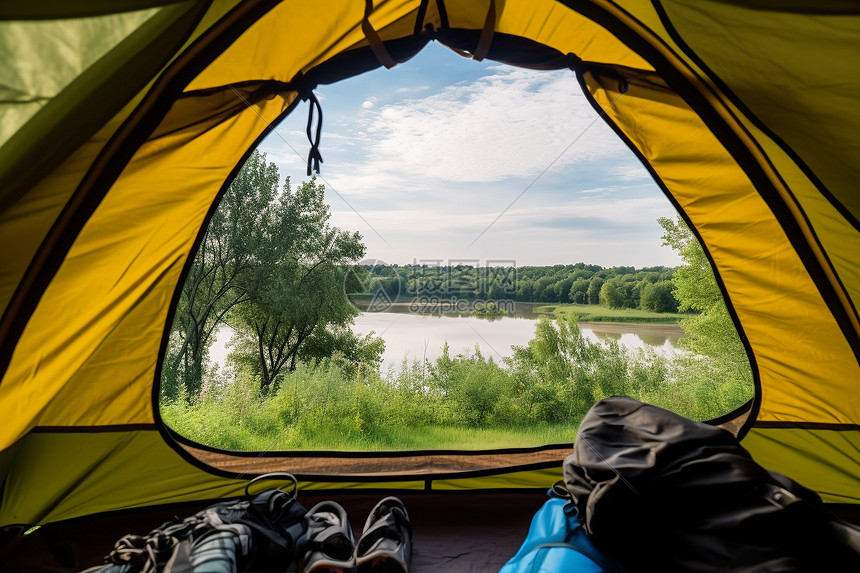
[435,346,515,426]
[231,178,366,393]
[507,314,602,422]
[299,326,385,379]
[488,281,505,300]
[599,278,625,308]
[553,276,575,302]
[571,268,594,281]
[640,280,677,313]
[534,275,556,302]
[658,215,752,388]
[162,151,279,401]
[517,278,534,301]
[587,276,604,304]
[569,278,589,304]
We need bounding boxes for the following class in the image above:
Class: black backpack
[563,397,860,572]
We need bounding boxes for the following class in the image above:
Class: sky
[257,41,682,269]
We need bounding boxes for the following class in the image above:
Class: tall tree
[587,276,604,305]
[599,278,625,309]
[163,151,279,400]
[231,178,366,393]
[569,278,589,304]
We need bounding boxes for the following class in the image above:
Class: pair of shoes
[299,497,412,573]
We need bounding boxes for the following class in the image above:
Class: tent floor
[1,492,548,572]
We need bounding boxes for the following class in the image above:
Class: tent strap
[363,0,397,69]
[472,0,496,62]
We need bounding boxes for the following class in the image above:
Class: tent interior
[1,1,859,571]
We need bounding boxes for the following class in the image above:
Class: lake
[351,309,685,372]
[210,306,686,372]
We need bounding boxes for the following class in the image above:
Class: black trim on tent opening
[560,0,860,438]
[0,0,282,386]
[167,425,572,458]
[709,399,754,428]
[154,37,753,477]
[294,459,563,483]
[435,30,580,70]
[152,95,302,481]
[573,69,761,437]
[152,11,765,470]
[651,0,860,236]
[753,421,860,432]
[160,393,568,483]
[297,35,431,87]
[170,448,564,485]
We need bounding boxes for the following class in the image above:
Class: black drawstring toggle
[300,87,324,176]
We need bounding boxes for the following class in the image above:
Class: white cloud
[256,144,306,176]
[608,162,652,182]
[263,66,650,200]
[352,66,629,184]
[396,85,430,93]
[326,192,681,267]
[330,196,670,235]
[254,60,679,267]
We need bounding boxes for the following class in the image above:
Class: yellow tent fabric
[1,0,858,527]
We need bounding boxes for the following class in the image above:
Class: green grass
[167,417,579,452]
[378,424,578,449]
[534,303,683,323]
[163,365,585,452]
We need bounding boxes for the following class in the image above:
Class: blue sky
[257,41,682,268]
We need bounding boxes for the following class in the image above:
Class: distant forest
[360,262,679,313]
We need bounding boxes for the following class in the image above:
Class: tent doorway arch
[158,38,753,475]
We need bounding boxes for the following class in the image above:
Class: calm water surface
[352,308,685,372]
[211,306,686,371]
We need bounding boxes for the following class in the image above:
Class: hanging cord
[301,87,324,176]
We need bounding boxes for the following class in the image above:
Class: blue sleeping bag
[499,491,621,573]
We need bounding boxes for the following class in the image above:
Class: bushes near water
[162,315,752,451]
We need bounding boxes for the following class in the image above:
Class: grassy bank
[534,303,683,324]
[163,316,749,452]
